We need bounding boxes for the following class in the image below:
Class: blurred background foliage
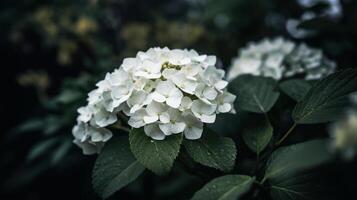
[1,0,357,199]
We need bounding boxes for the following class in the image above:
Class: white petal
[108,69,128,86]
[72,123,87,140]
[193,55,206,62]
[179,96,192,111]
[184,126,203,140]
[121,103,131,116]
[201,114,216,123]
[112,94,131,109]
[218,103,232,113]
[143,115,159,124]
[94,110,117,127]
[214,80,228,90]
[180,57,191,65]
[181,81,197,94]
[199,97,213,105]
[152,91,166,103]
[96,79,111,91]
[162,68,178,79]
[90,131,103,142]
[170,122,186,134]
[128,117,145,128]
[159,112,170,123]
[130,104,143,114]
[111,85,130,99]
[167,89,183,108]
[127,110,146,128]
[191,100,217,115]
[127,90,147,107]
[73,140,100,155]
[227,58,262,80]
[222,92,236,103]
[144,124,166,140]
[156,80,175,96]
[203,87,218,100]
[100,128,113,142]
[158,124,172,136]
[77,107,93,122]
[181,65,200,77]
[121,57,138,72]
[146,101,167,115]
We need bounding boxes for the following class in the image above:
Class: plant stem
[118,112,129,122]
[259,177,267,185]
[116,125,131,133]
[254,152,260,174]
[275,122,297,146]
[110,121,131,133]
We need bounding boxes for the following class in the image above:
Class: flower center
[161,61,181,70]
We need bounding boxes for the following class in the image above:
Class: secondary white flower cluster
[330,93,357,159]
[72,47,236,154]
[227,37,336,81]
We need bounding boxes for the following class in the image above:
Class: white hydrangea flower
[144,123,166,140]
[143,101,170,124]
[77,106,93,123]
[72,47,236,154]
[330,93,357,159]
[151,80,183,108]
[183,113,203,140]
[191,99,217,123]
[330,111,357,159]
[72,122,112,155]
[227,37,336,81]
[127,108,148,128]
[93,108,117,127]
[158,108,186,136]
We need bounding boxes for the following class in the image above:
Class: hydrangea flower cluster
[330,93,357,159]
[227,37,336,81]
[72,47,236,154]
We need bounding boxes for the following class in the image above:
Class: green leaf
[270,171,327,200]
[55,89,82,104]
[183,131,237,172]
[208,113,244,136]
[51,140,72,165]
[264,139,332,181]
[92,137,145,199]
[242,118,273,154]
[280,79,311,102]
[129,128,183,175]
[229,75,280,113]
[191,175,255,200]
[12,118,45,134]
[27,138,59,161]
[292,69,357,124]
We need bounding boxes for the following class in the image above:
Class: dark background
[1,0,357,199]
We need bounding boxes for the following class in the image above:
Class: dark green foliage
[293,69,357,124]
[129,128,183,175]
[183,131,237,172]
[229,75,280,113]
[191,175,255,200]
[92,137,145,199]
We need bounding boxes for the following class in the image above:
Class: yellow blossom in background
[33,7,58,39]
[75,16,98,36]
[17,71,50,99]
